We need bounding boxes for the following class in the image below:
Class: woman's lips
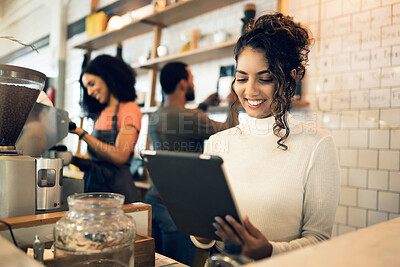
[246,98,266,108]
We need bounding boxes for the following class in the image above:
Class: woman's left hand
[213,215,273,260]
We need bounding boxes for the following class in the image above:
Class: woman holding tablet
[192,13,340,260]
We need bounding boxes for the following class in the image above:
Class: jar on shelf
[54,193,136,267]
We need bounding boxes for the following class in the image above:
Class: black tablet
[141,150,242,241]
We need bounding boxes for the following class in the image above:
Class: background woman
[69,55,141,203]
[193,13,340,260]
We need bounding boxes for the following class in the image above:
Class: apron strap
[112,103,119,135]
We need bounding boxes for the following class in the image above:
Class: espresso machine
[0,64,69,219]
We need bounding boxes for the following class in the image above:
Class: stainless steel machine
[0,64,70,219]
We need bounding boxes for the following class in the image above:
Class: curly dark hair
[233,12,312,150]
[79,55,137,119]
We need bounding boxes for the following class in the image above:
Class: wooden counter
[0,202,151,246]
[246,217,400,267]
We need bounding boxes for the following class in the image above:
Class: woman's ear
[290,69,297,79]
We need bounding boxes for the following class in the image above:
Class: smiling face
[82,73,110,104]
[234,47,276,119]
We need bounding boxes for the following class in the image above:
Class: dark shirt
[145,104,230,203]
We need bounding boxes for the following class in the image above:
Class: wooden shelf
[73,0,242,50]
[132,39,237,71]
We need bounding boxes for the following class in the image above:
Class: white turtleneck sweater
[202,113,340,256]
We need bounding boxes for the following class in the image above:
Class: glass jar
[54,193,136,267]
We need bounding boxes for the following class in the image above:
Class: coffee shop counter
[245,217,400,267]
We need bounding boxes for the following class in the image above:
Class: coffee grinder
[0,64,46,219]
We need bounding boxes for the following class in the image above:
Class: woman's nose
[246,78,258,95]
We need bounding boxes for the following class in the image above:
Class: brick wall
[290,0,400,236]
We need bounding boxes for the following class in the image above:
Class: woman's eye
[236,78,247,82]
[260,79,273,83]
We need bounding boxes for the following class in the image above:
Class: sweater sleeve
[271,135,340,255]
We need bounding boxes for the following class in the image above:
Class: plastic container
[207,241,253,267]
[54,193,136,267]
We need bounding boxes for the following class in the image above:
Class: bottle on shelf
[207,241,253,267]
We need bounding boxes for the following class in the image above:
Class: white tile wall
[332,130,349,147]
[371,6,392,28]
[389,171,400,191]
[392,88,400,107]
[360,109,380,128]
[340,186,358,206]
[358,189,377,209]
[380,108,400,127]
[391,129,400,149]
[358,149,378,168]
[349,168,368,187]
[369,129,390,148]
[338,224,357,235]
[371,48,391,68]
[379,150,400,170]
[368,170,389,190]
[335,205,347,224]
[341,111,359,128]
[348,207,367,227]
[367,210,389,226]
[378,191,400,212]
[349,129,368,148]
[340,168,349,185]
[340,149,358,167]
[370,89,391,108]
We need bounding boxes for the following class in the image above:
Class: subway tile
[340,149,358,167]
[391,129,400,149]
[371,6,392,28]
[389,213,400,220]
[381,67,400,88]
[323,112,341,128]
[332,92,350,110]
[342,71,361,90]
[341,111,359,128]
[308,6,320,24]
[368,169,389,190]
[362,0,381,10]
[321,37,342,55]
[378,191,400,213]
[343,0,361,15]
[392,88,400,107]
[383,0,400,5]
[318,94,332,111]
[379,150,400,170]
[358,189,378,209]
[358,149,378,168]
[348,207,367,227]
[352,51,370,70]
[349,168,368,187]
[320,57,333,73]
[331,224,338,237]
[332,130,349,147]
[370,89,391,108]
[334,16,351,35]
[323,0,342,19]
[389,171,400,192]
[322,74,342,92]
[338,224,357,235]
[369,129,390,149]
[360,69,381,89]
[352,11,371,31]
[351,90,369,109]
[342,33,361,52]
[341,168,349,186]
[371,47,391,68]
[380,108,400,128]
[392,45,400,66]
[339,186,358,206]
[321,20,334,38]
[361,30,381,50]
[367,210,388,226]
[393,3,400,25]
[349,129,369,148]
[382,24,400,47]
[333,54,351,72]
[335,205,347,224]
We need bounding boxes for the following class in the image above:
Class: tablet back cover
[141,150,241,241]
